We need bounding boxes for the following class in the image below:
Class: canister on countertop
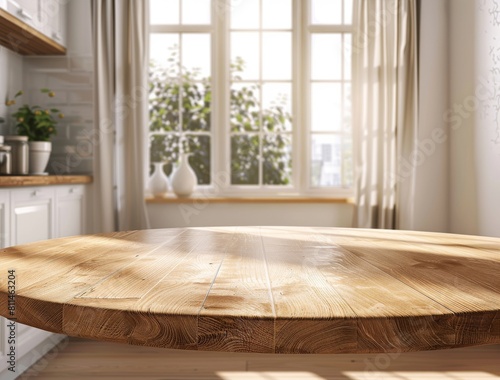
[4,136,29,175]
[0,145,12,174]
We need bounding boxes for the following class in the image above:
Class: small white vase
[29,141,51,175]
[148,162,169,197]
[171,153,197,198]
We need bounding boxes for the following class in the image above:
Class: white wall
[0,48,23,135]
[23,0,94,175]
[448,0,479,235]
[474,2,500,237]
[147,202,354,228]
[444,0,500,238]
[413,0,449,232]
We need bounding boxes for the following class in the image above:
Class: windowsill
[146,195,354,204]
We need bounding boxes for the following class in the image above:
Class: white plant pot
[148,162,169,197]
[171,153,197,198]
[29,141,52,175]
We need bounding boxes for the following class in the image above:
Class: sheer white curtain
[91,0,150,232]
[352,0,418,229]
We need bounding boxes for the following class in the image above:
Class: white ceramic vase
[148,162,169,197]
[29,141,51,175]
[171,153,197,198]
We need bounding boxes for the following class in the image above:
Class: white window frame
[149,0,354,198]
[302,0,354,197]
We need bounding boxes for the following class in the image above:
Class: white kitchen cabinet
[0,190,9,375]
[0,190,10,374]
[0,184,87,379]
[56,185,85,238]
[0,0,66,49]
[1,0,43,31]
[40,0,66,47]
[0,190,10,248]
[10,187,55,246]
[8,186,55,376]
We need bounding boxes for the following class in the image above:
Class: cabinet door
[0,191,9,375]
[40,0,66,46]
[10,187,54,246]
[0,190,9,249]
[4,0,41,30]
[56,185,85,238]
[8,187,55,360]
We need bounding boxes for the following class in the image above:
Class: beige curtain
[91,0,150,232]
[352,0,418,229]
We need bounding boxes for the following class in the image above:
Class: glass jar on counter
[0,145,12,175]
[4,136,29,175]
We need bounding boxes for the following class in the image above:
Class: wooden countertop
[1,227,500,354]
[0,8,66,55]
[0,175,93,187]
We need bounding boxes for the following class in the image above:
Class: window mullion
[258,0,264,188]
[178,34,184,152]
[214,0,229,192]
[294,0,305,195]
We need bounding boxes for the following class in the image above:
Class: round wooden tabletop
[1,227,500,354]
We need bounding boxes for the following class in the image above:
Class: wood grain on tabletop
[1,227,499,354]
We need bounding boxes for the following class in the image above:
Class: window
[149,0,353,196]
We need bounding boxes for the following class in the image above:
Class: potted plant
[5,89,64,174]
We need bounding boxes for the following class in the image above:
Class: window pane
[186,135,211,184]
[262,0,291,29]
[231,32,260,80]
[263,134,292,185]
[230,83,260,132]
[262,83,292,132]
[230,0,259,29]
[182,83,211,132]
[311,83,342,132]
[262,32,292,80]
[231,135,260,185]
[182,34,211,78]
[151,0,179,25]
[311,134,342,187]
[150,67,180,133]
[311,0,342,25]
[344,34,352,80]
[150,34,179,70]
[344,0,353,25]
[342,135,353,187]
[343,83,351,131]
[182,0,211,24]
[311,34,342,80]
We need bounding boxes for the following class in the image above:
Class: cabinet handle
[32,190,40,197]
[69,188,75,194]
[18,9,33,21]
[52,32,62,41]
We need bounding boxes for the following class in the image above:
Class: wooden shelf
[0,8,66,55]
[0,175,92,187]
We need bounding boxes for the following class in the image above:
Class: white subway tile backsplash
[27,89,69,107]
[51,125,70,142]
[24,53,95,175]
[24,57,69,71]
[48,154,93,175]
[69,124,94,140]
[46,72,93,89]
[25,77,50,91]
[69,56,93,72]
[68,89,93,104]
[60,104,93,124]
